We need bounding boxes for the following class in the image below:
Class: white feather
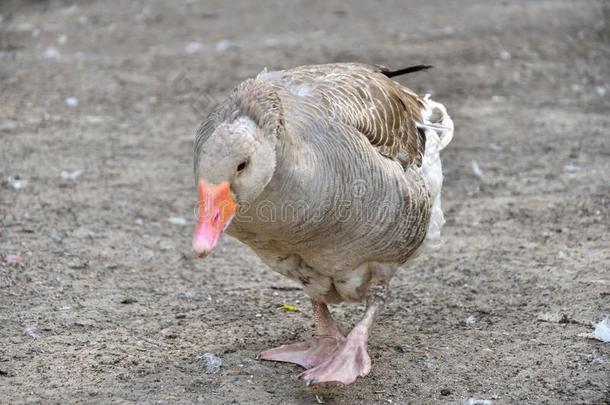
[419,95,454,246]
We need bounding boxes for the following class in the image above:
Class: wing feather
[269,63,426,167]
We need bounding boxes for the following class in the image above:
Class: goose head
[192,115,277,257]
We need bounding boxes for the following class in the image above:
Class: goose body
[192,63,453,385]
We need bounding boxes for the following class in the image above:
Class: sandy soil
[1,0,609,403]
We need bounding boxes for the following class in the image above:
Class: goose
[192,63,454,385]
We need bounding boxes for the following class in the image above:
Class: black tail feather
[380,64,433,78]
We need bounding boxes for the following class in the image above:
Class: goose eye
[236,160,249,174]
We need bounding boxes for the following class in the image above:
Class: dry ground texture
[1,0,609,404]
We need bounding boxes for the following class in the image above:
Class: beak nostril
[213,211,220,224]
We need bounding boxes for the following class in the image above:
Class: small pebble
[487,143,503,152]
[466,399,492,405]
[499,50,511,60]
[23,326,39,338]
[394,344,411,353]
[65,97,79,107]
[168,216,187,226]
[185,41,203,54]
[465,315,477,325]
[6,176,28,190]
[562,164,581,173]
[61,170,82,181]
[120,298,137,304]
[471,161,483,178]
[44,47,61,59]
[215,39,233,51]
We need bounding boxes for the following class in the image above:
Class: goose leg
[259,301,344,369]
[300,280,387,385]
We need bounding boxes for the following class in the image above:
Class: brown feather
[267,63,426,167]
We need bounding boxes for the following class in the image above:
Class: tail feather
[419,95,454,245]
[379,64,433,78]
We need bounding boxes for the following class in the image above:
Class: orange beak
[192,180,238,258]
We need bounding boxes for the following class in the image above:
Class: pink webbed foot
[259,335,345,369]
[299,330,371,385]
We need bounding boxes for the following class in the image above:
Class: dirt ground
[1,0,609,404]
